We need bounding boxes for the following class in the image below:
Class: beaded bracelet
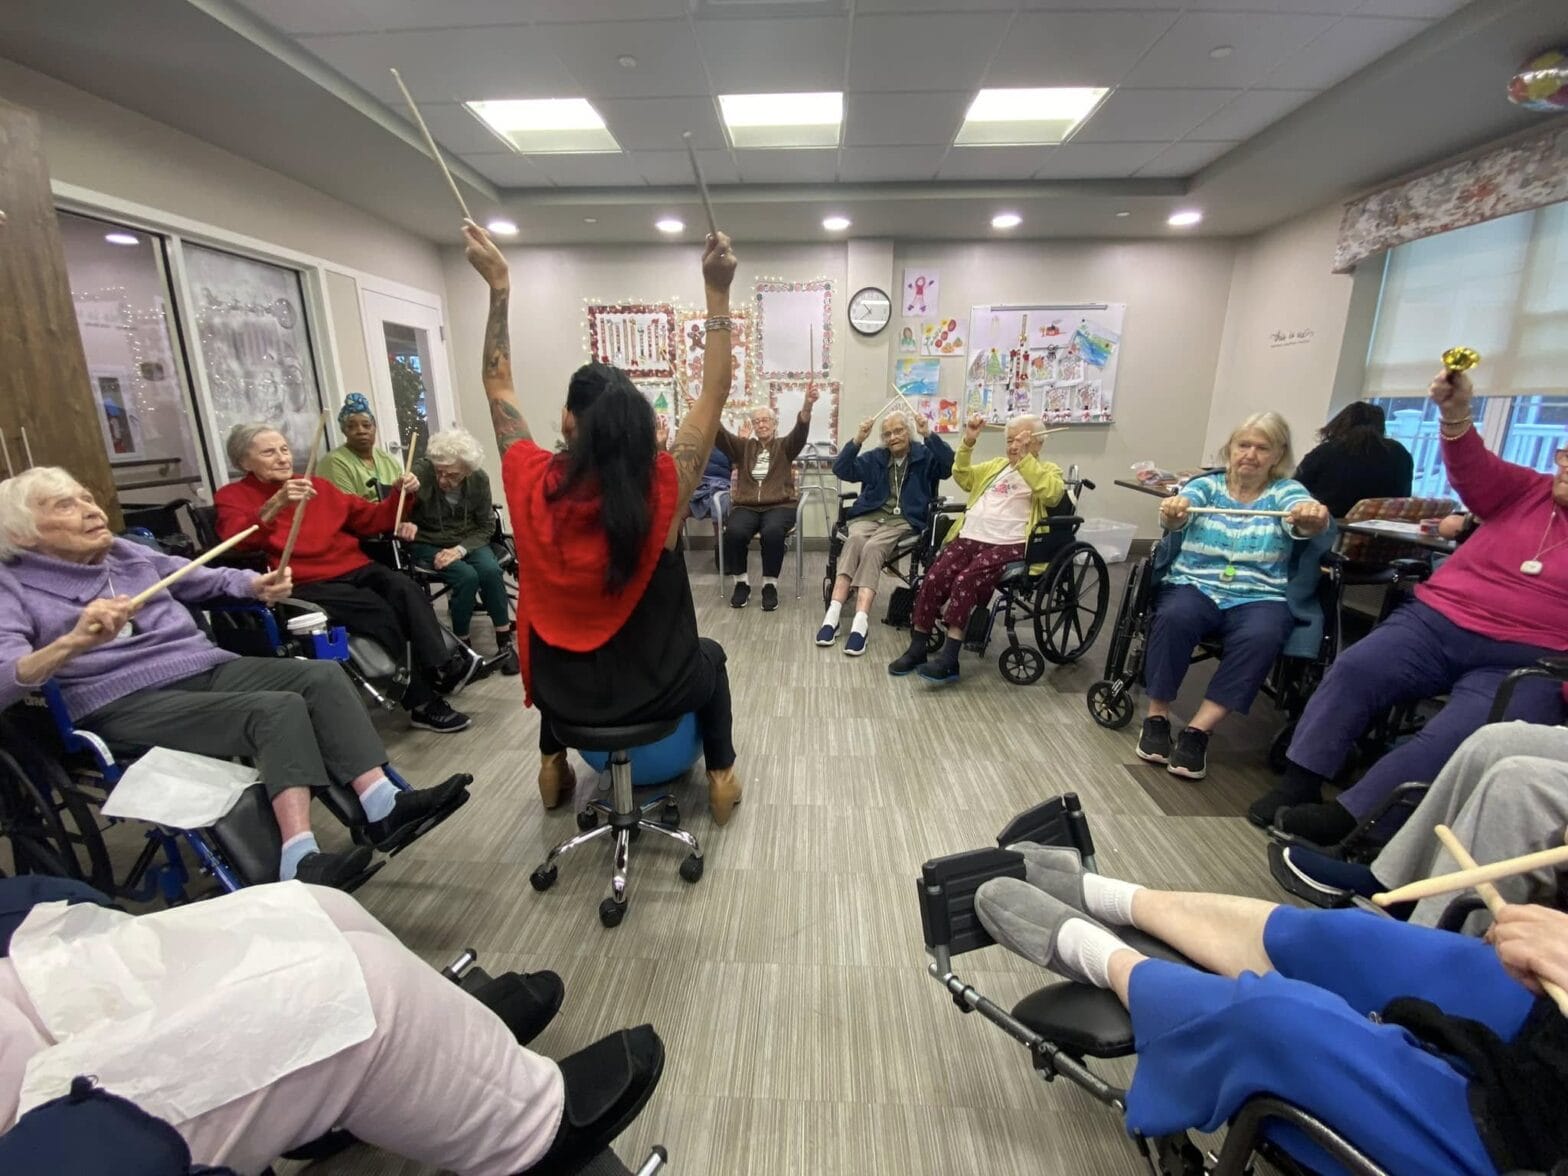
[704,315,734,333]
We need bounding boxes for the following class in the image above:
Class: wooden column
[0,98,121,527]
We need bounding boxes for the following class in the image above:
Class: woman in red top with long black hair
[461,221,743,824]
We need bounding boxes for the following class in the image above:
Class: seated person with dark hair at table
[319,392,404,501]
[974,851,1568,1176]
[719,395,817,613]
[462,220,744,824]
[0,468,467,889]
[216,422,475,734]
[1253,368,1568,846]
[0,879,663,1175]
[1293,401,1414,519]
[410,426,517,675]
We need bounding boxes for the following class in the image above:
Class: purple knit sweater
[0,539,260,719]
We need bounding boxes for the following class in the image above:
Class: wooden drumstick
[395,429,419,528]
[390,67,474,222]
[1184,506,1292,518]
[86,526,260,633]
[278,413,328,573]
[1373,833,1568,906]
[1028,428,1069,438]
[682,131,719,237]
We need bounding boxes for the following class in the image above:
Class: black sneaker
[1274,801,1357,848]
[529,1025,666,1176]
[1136,716,1172,764]
[729,581,751,609]
[472,970,564,1047]
[292,846,374,889]
[410,696,472,733]
[888,640,929,677]
[364,772,472,850]
[761,583,779,612]
[495,645,519,676]
[1167,726,1209,780]
[434,648,480,696]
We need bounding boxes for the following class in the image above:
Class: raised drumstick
[278,413,329,573]
[86,526,260,633]
[390,67,474,222]
[682,131,719,237]
[395,429,419,530]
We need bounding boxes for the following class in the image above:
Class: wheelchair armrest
[1212,1096,1389,1176]
[1388,557,1432,583]
[1488,658,1568,724]
[1435,892,1491,933]
[1037,515,1083,531]
[918,847,1026,958]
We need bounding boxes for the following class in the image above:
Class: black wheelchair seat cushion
[1010,924,1196,1059]
[347,634,401,680]
[551,717,681,752]
[997,561,1030,588]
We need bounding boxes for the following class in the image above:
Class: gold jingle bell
[1441,346,1481,374]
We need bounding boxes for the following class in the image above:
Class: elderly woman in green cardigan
[409,427,516,673]
[319,394,404,500]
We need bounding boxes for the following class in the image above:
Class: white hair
[0,467,88,561]
[226,421,283,470]
[426,427,484,472]
[1005,414,1042,439]
[750,405,778,423]
[880,411,911,434]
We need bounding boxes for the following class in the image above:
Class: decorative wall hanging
[965,304,1124,425]
[902,268,938,317]
[637,379,678,432]
[893,357,941,398]
[920,316,966,357]
[768,379,839,448]
[677,308,752,407]
[755,279,832,379]
[895,323,921,354]
[585,302,677,378]
[1333,126,1568,273]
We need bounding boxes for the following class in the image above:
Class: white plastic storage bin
[1077,518,1137,564]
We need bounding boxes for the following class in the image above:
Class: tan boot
[707,765,743,826]
[538,752,576,810]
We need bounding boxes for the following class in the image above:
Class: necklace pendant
[1521,559,1544,576]
[1221,563,1237,582]
[892,505,901,516]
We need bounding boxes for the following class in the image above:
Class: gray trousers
[1373,721,1568,927]
[836,516,913,596]
[82,658,386,801]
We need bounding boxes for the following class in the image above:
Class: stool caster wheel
[599,897,626,928]
[576,809,597,831]
[679,854,704,884]
[661,802,680,829]
[529,865,557,892]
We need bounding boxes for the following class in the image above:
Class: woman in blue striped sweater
[1139,413,1331,779]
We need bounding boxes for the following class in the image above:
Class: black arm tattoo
[480,284,529,451]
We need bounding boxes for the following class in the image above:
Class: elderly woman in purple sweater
[0,468,467,889]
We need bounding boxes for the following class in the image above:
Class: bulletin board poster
[677,309,752,407]
[638,379,678,433]
[966,304,1125,425]
[587,303,677,379]
[768,379,839,448]
[755,279,833,379]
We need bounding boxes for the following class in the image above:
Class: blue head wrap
[338,393,373,426]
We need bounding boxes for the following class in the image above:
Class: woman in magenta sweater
[1253,367,1568,844]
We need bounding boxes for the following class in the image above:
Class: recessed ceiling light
[1167,209,1203,227]
[583,217,598,224]
[617,55,637,69]
[464,98,620,154]
[485,219,519,236]
[1209,45,1234,59]
[822,215,851,231]
[991,212,1022,230]
[1114,210,1131,218]
[655,217,685,234]
[956,87,1109,147]
[718,92,843,149]
[104,232,140,246]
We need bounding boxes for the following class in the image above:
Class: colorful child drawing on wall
[898,325,918,354]
[937,399,960,432]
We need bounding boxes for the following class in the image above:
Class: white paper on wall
[768,380,839,448]
[756,282,832,377]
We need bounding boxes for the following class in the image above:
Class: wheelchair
[919,794,1393,1176]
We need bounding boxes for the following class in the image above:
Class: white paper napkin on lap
[100,746,258,828]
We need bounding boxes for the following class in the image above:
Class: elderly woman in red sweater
[1253,367,1568,845]
[215,425,472,733]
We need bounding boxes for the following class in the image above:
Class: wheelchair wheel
[1101,557,1148,680]
[1086,680,1135,729]
[0,744,114,893]
[1034,544,1110,664]
[998,645,1046,685]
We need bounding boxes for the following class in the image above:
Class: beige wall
[1202,204,1362,465]
[325,270,374,400]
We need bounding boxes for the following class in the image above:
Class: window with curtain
[1362,202,1568,501]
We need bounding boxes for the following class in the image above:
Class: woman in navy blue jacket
[816,410,954,656]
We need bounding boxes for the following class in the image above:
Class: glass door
[360,289,454,462]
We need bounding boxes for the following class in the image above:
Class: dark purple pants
[1286,600,1564,818]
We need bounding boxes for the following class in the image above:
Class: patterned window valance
[1333,125,1568,273]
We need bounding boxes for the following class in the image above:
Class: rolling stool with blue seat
[529,716,705,928]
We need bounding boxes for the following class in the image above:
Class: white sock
[734,575,748,587]
[850,611,870,636]
[1056,918,1126,989]
[763,576,778,588]
[1081,874,1143,926]
[823,600,843,627]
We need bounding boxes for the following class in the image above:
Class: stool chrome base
[529,755,704,928]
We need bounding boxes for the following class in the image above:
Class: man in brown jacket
[718,384,819,611]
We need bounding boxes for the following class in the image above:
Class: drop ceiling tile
[627,148,743,186]
[1020,0,1183,7]
[1135,139,1240,177]
[733,149,840,183]
[520,0,691,20]
[238,0,689,34]
[693,17,850,93]
[533,20,707,99]
[596,97,726,151]
[844,91,970,147]
[1072,88,1238,143]
[1263,16,1430,89]
[1147,0,1359,11]
[855,0,1015,11]
[532,153,651,187]
[836,145,948,182]
[985,11,1181,89]
[936,146,1051,181]
[1354,0,1467,14]
[300,28,579,103]
[1032,141,1168,179]
[1118,12,1339,89]
[1189,88,1318,141]
[409,102,509,155]
[847,13,1013,94]
[462,152,554,188]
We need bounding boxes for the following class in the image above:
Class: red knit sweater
[215,474,404,583]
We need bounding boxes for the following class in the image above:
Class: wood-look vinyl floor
[265,556,1301,1176]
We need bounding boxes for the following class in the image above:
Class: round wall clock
[847,286,892,337]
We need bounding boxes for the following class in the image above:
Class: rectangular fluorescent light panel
[955,87,1109,146]
[464,99,621,154]
[718,91,843,149]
